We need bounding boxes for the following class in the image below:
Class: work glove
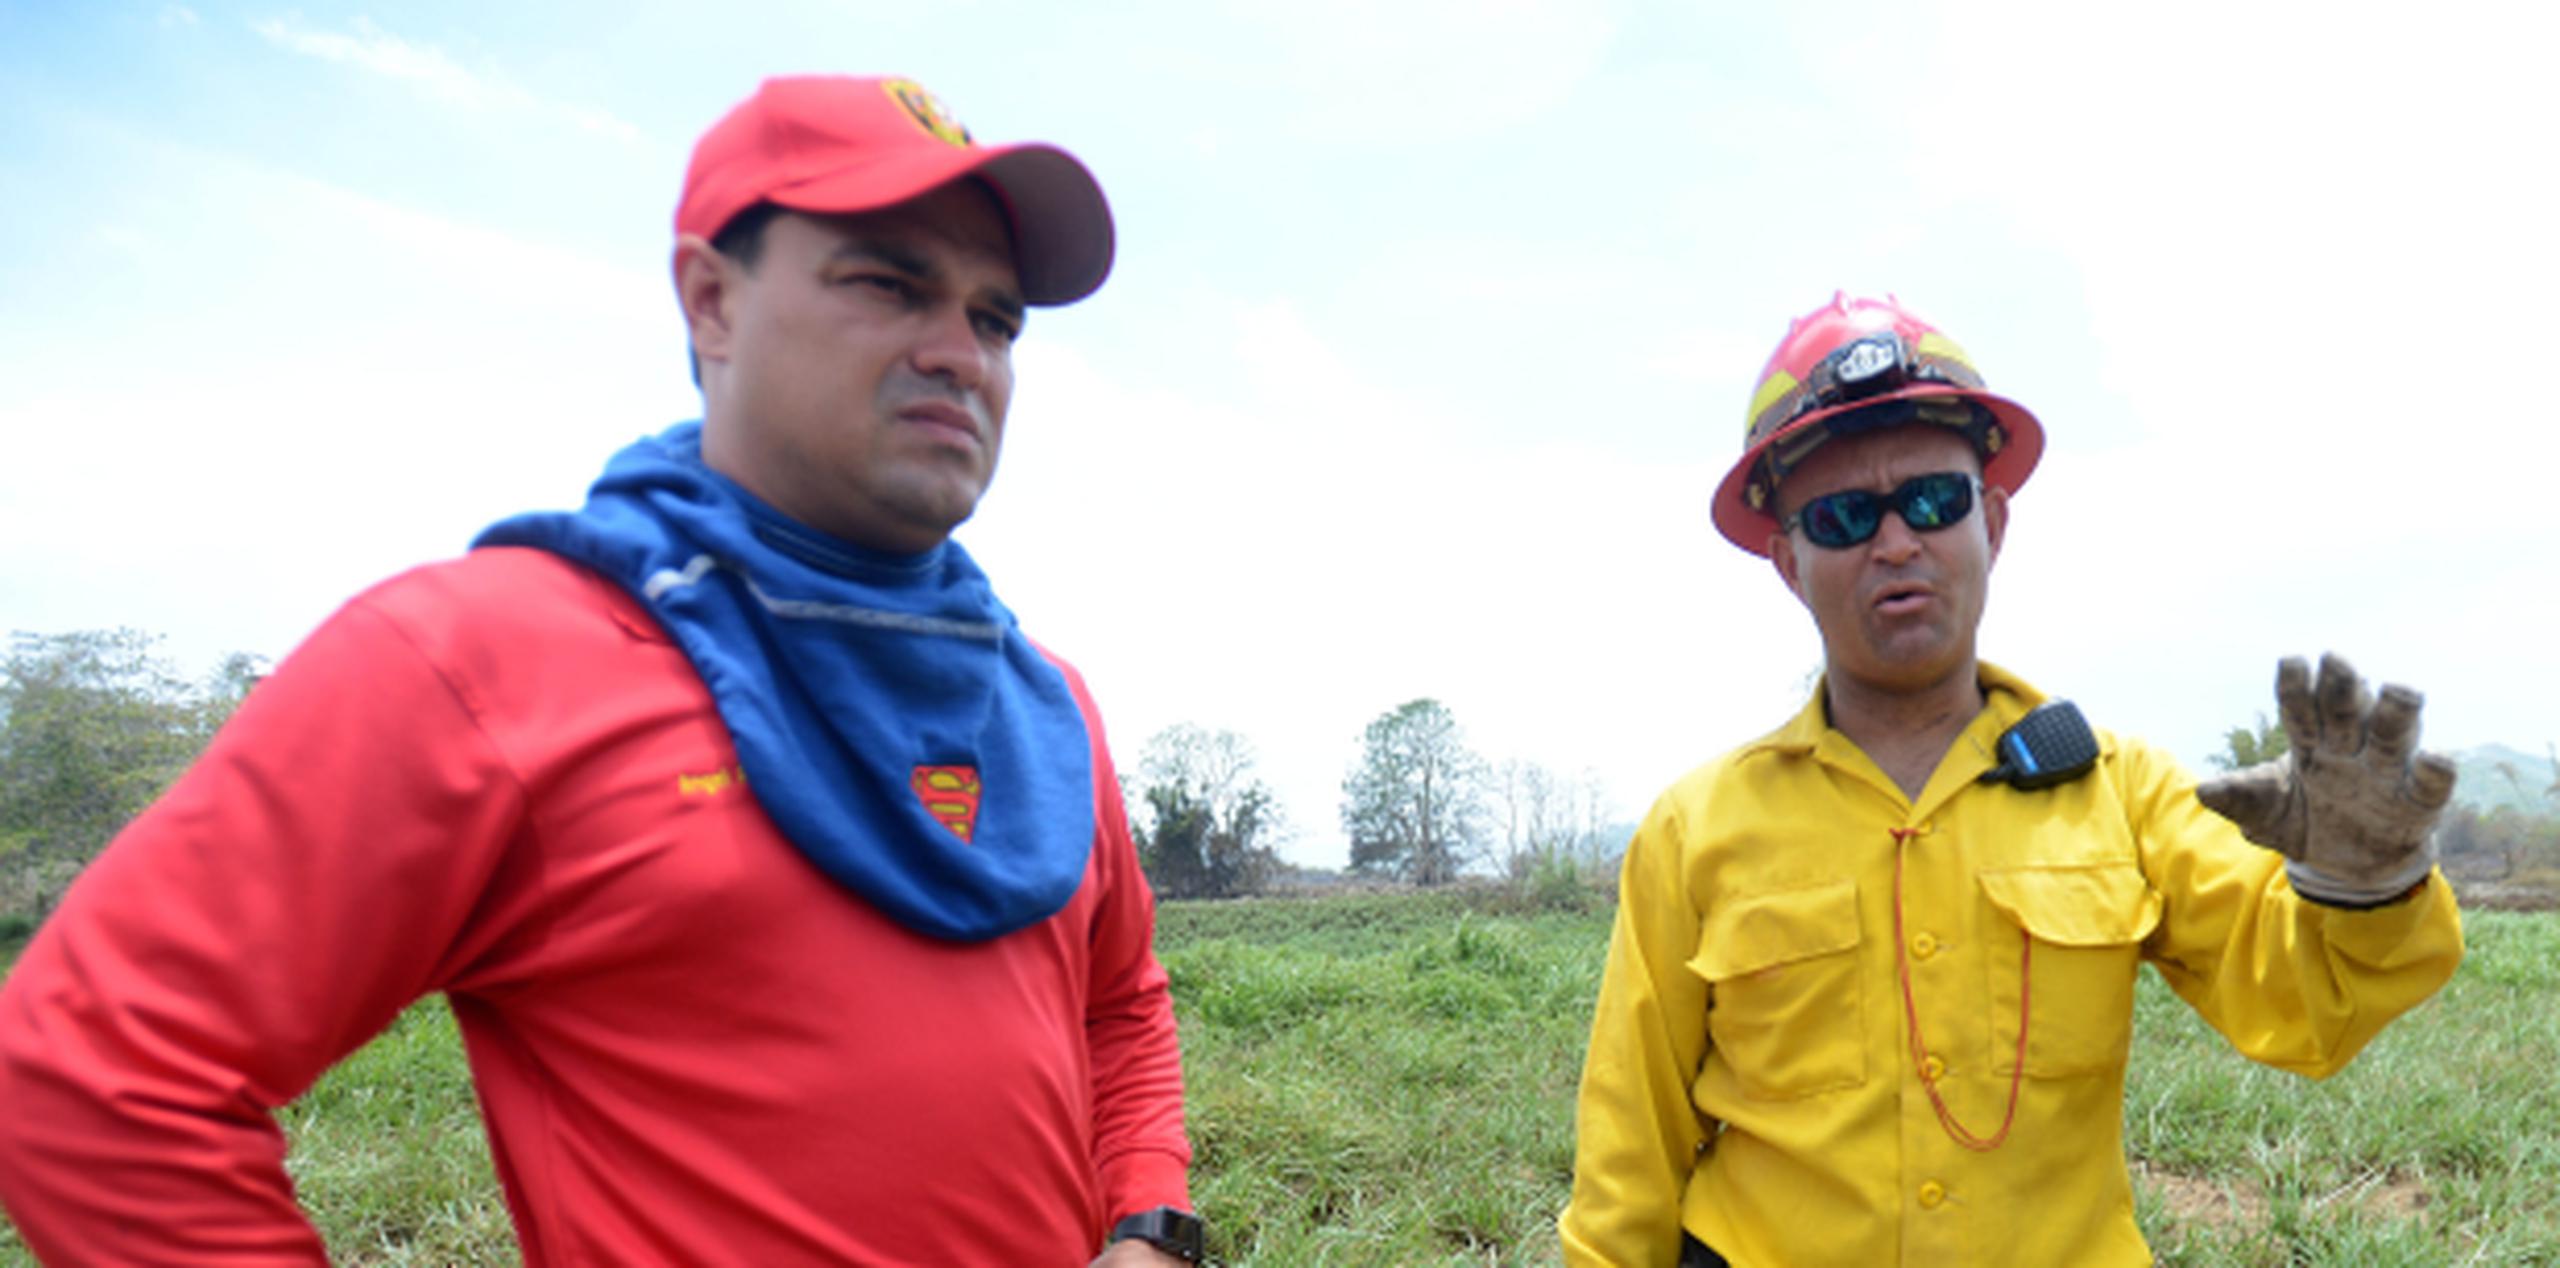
[2193,652,2457,907]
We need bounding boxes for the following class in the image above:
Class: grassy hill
[2451,742,2560,818]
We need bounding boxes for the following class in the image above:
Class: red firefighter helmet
[1711,292,2045,556]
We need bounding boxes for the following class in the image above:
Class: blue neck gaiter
[475,422,1094,942]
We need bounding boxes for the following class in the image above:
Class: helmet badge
[1834,334,1900,386]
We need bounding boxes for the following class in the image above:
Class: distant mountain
[2450,743,2560,818]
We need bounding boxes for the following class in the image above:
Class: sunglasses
[1782,471,1978,549]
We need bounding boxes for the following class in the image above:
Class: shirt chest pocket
[1687,879,1867,1100]
[1976,863,2161,1077]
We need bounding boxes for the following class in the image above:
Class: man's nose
[909,303,990,390]
[1869,510,1925,563]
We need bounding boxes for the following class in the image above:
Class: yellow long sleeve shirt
[1560,664,2464,1267]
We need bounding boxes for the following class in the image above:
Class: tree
[2208,712,2291,772]
[0,631,263,930]
[1134,782,1213,899]
[1128,724,1281,899]
[1341,698,1488,886]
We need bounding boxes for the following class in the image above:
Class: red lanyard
[1892,826,2028,1151]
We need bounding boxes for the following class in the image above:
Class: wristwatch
[1109,1206,1205,1263]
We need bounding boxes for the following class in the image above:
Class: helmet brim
[1711,387,2045,557]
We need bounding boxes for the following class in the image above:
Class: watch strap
[1109,1206,1205,1263]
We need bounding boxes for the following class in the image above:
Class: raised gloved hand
[2193,653,2457,907]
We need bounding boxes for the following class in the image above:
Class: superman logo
[911,764,983,842]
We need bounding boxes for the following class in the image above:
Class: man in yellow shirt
[1559,293,2463,1267]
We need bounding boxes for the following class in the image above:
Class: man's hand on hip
[2194,652,2458,907]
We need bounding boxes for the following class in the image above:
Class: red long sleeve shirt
[0,547,1192,1264]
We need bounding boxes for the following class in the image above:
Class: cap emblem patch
[882,78,973,147]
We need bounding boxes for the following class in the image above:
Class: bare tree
[1495,758,1586,879]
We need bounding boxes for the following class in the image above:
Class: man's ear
[1770,529,1809,605]
[673,234,737,373]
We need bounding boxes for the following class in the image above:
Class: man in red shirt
[0,75,1200,1266]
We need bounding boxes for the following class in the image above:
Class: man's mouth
[1872,581,1933,616]
[896,400,982,443]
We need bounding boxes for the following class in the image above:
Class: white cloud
[250,15,639,143]
[88,224,152,260]
[1,133,681,683]
[1209,0,1627,143]
[1896,0,2559,459]
[1648,323,1773,387]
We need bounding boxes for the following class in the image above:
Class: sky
[4,0,2556,867]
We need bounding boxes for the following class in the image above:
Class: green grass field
[3,894,2555,1265]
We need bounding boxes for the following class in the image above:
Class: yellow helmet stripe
[1746,369,1801,438]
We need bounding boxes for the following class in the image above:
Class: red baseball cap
[676,75,1114,306]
